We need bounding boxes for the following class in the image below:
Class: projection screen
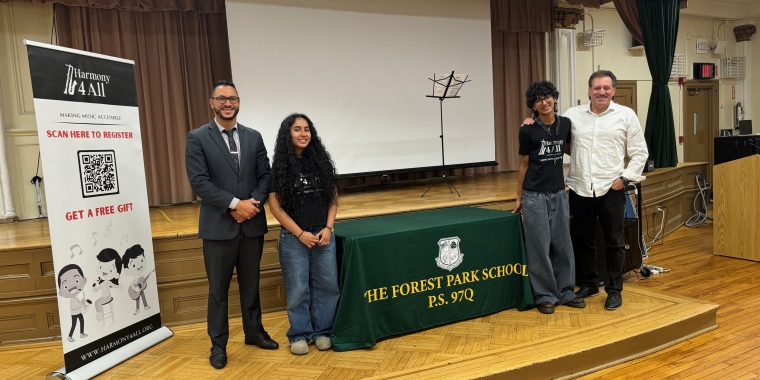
[226,0,495,176]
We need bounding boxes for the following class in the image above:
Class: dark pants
[135,291,148,310]
[569,188,626,294]
[69,313,84,337]
[203,228,264,351]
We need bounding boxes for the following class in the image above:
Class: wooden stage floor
[1,278,717,379]
[0,168,728,378]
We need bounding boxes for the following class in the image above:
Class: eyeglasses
[534,97,554,105]
[212,96,240,104]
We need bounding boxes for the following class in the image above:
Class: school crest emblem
[436,237,463,271]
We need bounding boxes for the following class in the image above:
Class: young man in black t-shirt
[513,81,585,314]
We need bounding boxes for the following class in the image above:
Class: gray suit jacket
[185,121,271,240]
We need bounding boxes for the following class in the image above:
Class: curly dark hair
[525,81,560,110]
[271,113,338,216]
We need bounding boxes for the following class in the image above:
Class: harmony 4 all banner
[25,41,172,379]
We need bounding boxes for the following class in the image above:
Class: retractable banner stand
[24,40,172,380]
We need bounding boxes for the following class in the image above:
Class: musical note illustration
[92,232,98,246]
[104,221,112,237]
[120,234,128,245]
[69,244,83,258]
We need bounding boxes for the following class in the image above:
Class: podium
[714,154,760,260]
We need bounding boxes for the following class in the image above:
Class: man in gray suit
[185,80,279,370]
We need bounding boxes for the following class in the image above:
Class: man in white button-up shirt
[565,71,648,311]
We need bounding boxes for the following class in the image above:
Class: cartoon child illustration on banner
[57,264,91,342]
[93,248,122,323]
[122,244,155,315]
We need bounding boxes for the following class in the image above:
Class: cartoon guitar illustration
[128,269,155,300]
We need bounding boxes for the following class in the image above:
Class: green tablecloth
[331,206,533,351]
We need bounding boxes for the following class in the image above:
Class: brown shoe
[564,297,586,308]
[536,302,555,314]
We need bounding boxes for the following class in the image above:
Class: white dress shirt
[214,119,241,210]
[564,101,648,197]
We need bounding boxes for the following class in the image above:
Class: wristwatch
[619,176,630,186]
[326,225,334,232]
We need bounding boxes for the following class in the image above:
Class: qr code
[77,150,119,198]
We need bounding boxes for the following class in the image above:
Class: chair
[101,298,115,327]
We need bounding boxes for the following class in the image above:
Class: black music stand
[421,71,470,197]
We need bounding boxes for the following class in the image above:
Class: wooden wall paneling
[156,270,286,324]
[0,247,38,296]
[261,229,281,271]
[0,246,55,300]
[639,163,708,239]
[33,248,54,291]
[0,295,57,342]
[0,168,711,342]
[152,236,205,283]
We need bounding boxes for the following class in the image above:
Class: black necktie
[222,128,239,170]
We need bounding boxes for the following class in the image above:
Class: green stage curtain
[638,0,680,168]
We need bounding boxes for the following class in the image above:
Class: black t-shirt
[269,158,329,230]
[518,116,571,192]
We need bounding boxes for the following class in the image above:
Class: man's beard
[214,106,239,121]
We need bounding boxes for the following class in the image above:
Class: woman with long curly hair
[268,113,340,355]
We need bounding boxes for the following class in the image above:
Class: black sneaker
[605,293,622,311]
[575,286,600,299]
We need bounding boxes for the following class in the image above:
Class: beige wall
[573,8,745,164]
[0,2,53,220]
[742,19,760,127]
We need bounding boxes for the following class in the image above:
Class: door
[614,81,638,113]
[684,87,711,163]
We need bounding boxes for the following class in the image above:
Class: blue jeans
[521,190,576,305]
[279,226,340,343]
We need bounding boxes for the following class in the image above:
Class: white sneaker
[315,336,332,351]
[290,340,308,355]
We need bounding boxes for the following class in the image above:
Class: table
[331,206,533,351]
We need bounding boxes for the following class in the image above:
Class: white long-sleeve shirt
[564,101,649,197]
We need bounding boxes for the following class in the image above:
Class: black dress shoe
[605,292,622,311]
[564,297,586,308]
[536,302,555,314]
[209,348,227,369]
[245,332,279,350]
[575,286,600,299]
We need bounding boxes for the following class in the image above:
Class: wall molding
[3,4,34,116]
[5,128,38,137]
